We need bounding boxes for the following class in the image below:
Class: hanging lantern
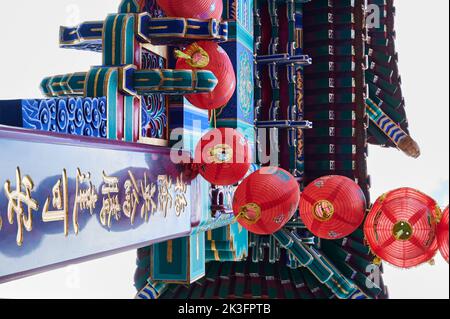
[364,188,440,269]
[232,167,300,235]
[156,0,223,20]
[438,206,449,263]
[176,41,236,110]
[195,127,251,186]
[299,176,366,240]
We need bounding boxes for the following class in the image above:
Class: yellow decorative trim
[378,192,388,203]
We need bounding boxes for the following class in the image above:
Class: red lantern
[299,176,366,240]
[364,188,440,268]
[232,167,300,235]
[156,0,223,20]
[195,127,251,186]
[176,41,236,110]
[438,206,449,263]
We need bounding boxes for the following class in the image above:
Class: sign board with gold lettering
[0,126,196,283]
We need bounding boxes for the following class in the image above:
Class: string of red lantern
[364,188,440,269]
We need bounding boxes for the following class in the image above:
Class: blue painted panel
[219,42,254,124]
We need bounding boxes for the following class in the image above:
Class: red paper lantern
[176,41,236,110]
[364,188,440,268]
[299,176,366,240]
[181,162,200,183]
[156,0,223,20]
[195,127,251,186]
[438,206,449,263]
[232,167,300,235]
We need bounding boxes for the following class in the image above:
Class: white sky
[367,0,449,299]
[0,0,448,299]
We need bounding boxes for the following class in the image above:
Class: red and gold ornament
[299,176,366,240]
[364,188,440,268]
[176,41,236,110]
[195,127,251,186]
[232,167,300,235]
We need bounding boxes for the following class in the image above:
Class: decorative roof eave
[365,0,418,154]
[366,98,420,158]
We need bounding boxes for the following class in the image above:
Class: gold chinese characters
[73,169,98,235]
[4,167,39,246]
[100,171,121,228]
[158,175,173,217]
[174,175,188,217]
[139,172,157,223]
[42,169,69,236]
[0,167,189,246]
[123,171,141,224]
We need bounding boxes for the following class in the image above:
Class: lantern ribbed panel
[176,41,236,110]
[438,206,449,263]
[195,128,251,186]
[299,176,366,240]
[364,188,439,268]
[232,167,300,235]
[156,0,223,20]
